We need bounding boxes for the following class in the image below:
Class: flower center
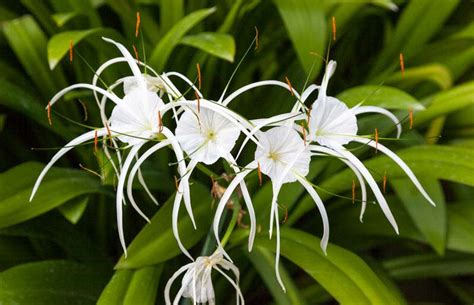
[267,151,280,161]
[206,130,216,140]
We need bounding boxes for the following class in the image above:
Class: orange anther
[352,179,356,204]
[174,175,179,191]
[195,90,201,113]
[157,110,163,133]
[409,107,413,129]
[257,162,263,186]
[93,130,98,153]
[135,12,141,37]
[399,53,405,78]
[301,123,307,145]
[132,44,140,63]
[383,171,387,194]
[285,76,294,96]
[47,102,52,126]
[375,128,379,153]
[281,204,288,224]
[307,104,312,125]
[105,123,113,145]
[254,26,259,50]
[332,16,337,41]
[196,63,202,90]
[69,40,73,62]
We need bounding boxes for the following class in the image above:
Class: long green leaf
[273,0,326,75]
[180,32,236,62]
[256,229,406,305]
[0,162,104,229]
[149,7,217,71]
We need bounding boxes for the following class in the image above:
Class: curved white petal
[136,162,159,206]
[165,71,202,98]
[291,84,320,113]
[213,266,245,305]
[30,128,107,201]
[352,138,435,206]
[165,263,193,305]
[294,174,330,253]
[116,144,145,256]
[273,204,286,292]
[353,106,402,138]
[318,60,337,100]
[332,145,399,234]
[48,83,122,108]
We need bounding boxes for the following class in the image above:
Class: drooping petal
[294,174,330,252]
[318,60,337,100]
[213,266,245,305]
[116,144,145,256]
[30,128,108,201]
[49,83,122,108]
[353,106,402,138]
[273,202,285,292]
[332,145,399,234]
[164,263,194,305]
[352,138,435,206]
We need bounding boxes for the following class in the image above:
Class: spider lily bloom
[213,126,329,291]
[305,60,435,226]
[165,248,244,305]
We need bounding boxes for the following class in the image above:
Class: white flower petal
[353,106,402,138]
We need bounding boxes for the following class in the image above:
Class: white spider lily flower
[165,248,244,305]
[213,126,329,292]
[304,60,435,227]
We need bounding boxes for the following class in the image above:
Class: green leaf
[52,12,80,27]
[47,28,105,70]
[149,7,217,71]
[0,162,104,229]
[180,32,236,62]
[446,201,474,254]
[247,247,307,305]
[391,177,446,254]
[383,253,474,280]
[273,0,325,75]
[97,265,163,305]
[256,229,406,305]
[336,85,425,110]
[3,15,66,97]
[416,81,474,126]
[385,64,453,90]
[0,260,110,305]
[115,182,212,269]
[159,0,184,34]
[58,196,89,224]
[370,0,459,77]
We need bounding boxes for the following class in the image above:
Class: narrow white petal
[136,163,159,205]
[30,129,107,201]
[116,144,144,256]
[353,106,402,138]
[273,205,286,292]
[333,145,399,234]
[213,266,245,304]
[48,83,122,108]
[295,174,330,253]
[352,138,436,206]
[220,80,301,105]
[164,263,193,305]
[165,71,202,98]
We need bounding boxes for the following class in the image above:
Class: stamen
[409,107,413,129]
[285,76,294,96]
[47,102,52,126]
[374,128,379,153]
[332,16,337,41]
[195,90,201,113]
[78,100,88,121]
[301,123,307,145]
[309,51,327,64]
[157,110,163,133]
[257,161,262,186]
[254,26,259,50]
[105,123,113,146]
[69,40,73,62]
[132,44,140,63]
[196,63,202,90]
[383,171,387,194]
[399,53,405,78]
[352,179,356,204]
[307,104,312,125]
[79,163,102,178]
[94,130,98,153]
[280,204,288,224]
[174,175,179,191]
[135,12,141,37]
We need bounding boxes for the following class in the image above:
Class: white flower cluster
[30,38,435,304]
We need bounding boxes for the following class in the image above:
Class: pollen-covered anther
[383,171,387,194]
[352,179,356,204]
[280,204,288,224]
[174,175,179,192]
[135,11,141,37]
[105,123,113,145]
[157,110,163,133]
[254,26,259,50]
[409,107,413,129]
[132,44,140,63]
[301,123,307,145]
[69,40,73,62]
[307,104,312,124]
[399,53,405,77]
[332,16,337,41]
[47,102,52,126]
[196,63,202,90]
[257,161,263,186]
[195,90,201,113]
[285,76,294,96]
[93,130,99,153]
[375,128,379,153]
